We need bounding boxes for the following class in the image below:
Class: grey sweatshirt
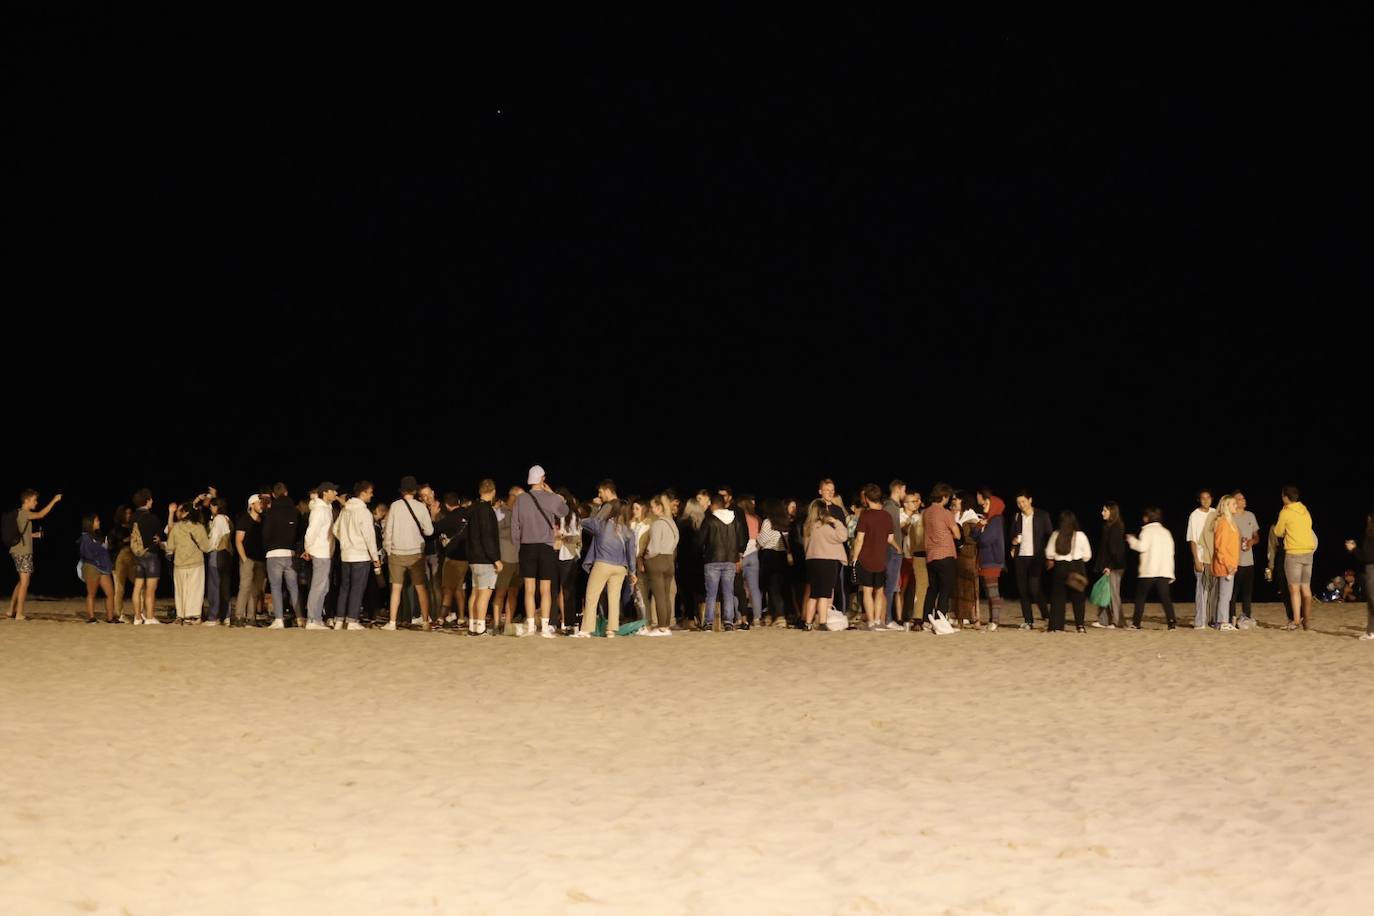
[510,489,569,547]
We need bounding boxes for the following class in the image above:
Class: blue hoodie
[971,496,1006,571]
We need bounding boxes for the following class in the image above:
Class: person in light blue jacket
[573,499,638,638]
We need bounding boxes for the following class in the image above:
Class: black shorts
[856,565,887,589]
[517,542,558,582]
[134,551,162,580]
[806,559,840,600]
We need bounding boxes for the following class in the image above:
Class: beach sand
[2,600,1371,914]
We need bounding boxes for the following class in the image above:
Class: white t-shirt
[1019,514,1036,557]
[1187,508,1215,560]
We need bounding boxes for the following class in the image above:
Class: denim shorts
[470,563,497,590]
[134,550,162,580]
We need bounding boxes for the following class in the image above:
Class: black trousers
[1015,556,1049,625]
[1274,551,1294,620]
[1049,560,1087,630]
[1132,576,1177,628]
[554,558,580,629]
[923,557,958,616]
[760,550,791,620]
[1235,565,1255,619]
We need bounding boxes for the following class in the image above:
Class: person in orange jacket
[1212,495,1241,630]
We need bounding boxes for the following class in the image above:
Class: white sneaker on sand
[380,621,397,631]
[410,616,423,627]
[635,627,654,636]
[1219,623,1237,631]
[143,617,163,626]
[541,622,556,639]
[469,621,486,635]
[1360,633,1374,641]
[306,621,330,630]
[133,618,143,626]
[986,622,998,632]
[346,619,367,630]
[445,613,458,624]
[267,619,284,629]
[1091,622,1105,628]
[571,631,591,639]
[656,627,673,637]
[202,620,219,627]
[885,621,903,630]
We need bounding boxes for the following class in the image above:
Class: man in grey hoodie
[510,464,569,637]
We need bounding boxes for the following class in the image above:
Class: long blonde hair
[803,498,833,549]
[1217,495,1237,523]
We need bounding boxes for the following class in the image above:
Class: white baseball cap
[247,494,262,508]
[526,465,546,486]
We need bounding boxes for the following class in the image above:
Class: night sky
[7,9,1371,597]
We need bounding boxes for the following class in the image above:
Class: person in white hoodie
[299,482,339,630]
[332,480,380,630]
[1127,506,1178,630]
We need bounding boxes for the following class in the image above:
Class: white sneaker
[410,616,423,627]
[380,621,396,631]
[961,619,971,626]
[885,621,903,630]
[143,617,163,626]
[1105,624,1117,629]
[1219,623,1237,631]
[541,622,556,639]
[1019,623,1032,630]
[346,619,367,630]
[267,619,285,629]
[133,617,144,626]
[635,626,654,636]
[1360,633,1374,641]
[445,613,458,624]
[656,627,673,637]
[469,621,486,635]
[306,621,330,630]
[570,631,592,639]
[986,622,998,632]
[1091,622,1106,628]
[202,620,220,627]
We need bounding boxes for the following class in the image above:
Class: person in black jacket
[261,482,300,629]
[435,492,470,628]
[465,479,503,636]
[698,494,743,630]
[1009,489,1053,629]
[1094,501,1128,628]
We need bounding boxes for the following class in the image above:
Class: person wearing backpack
[5,488,61,621]
[128,488,164,625]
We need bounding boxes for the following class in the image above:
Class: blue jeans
[741,553,763,622]
[205,553,226,622]
[307,556,331,623]
[336,561,371,621]
[266,556,298,622]
[884,546,902,620]
[704,562,738,625]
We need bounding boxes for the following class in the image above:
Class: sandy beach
[2,599,1371,914]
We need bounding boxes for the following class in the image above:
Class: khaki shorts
[495,561,521,592]
[388,552,429,587]
[442,559,469,592]
[1283,552,1314,588]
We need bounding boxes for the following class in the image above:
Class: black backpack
[1,511,26,549]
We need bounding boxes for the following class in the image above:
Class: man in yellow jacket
[1273,485,1317,630]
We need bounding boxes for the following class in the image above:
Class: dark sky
[6,9,1371,594]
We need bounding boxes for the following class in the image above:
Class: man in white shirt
[1186,489,1217,629]
[383,475,435,631]
[302,482,340,630]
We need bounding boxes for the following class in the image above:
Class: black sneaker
[723,622,735,632]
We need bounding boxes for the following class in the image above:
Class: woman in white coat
[1126,506,1178,630]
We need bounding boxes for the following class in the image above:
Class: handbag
[1067,571,1089,592]
[930,610,956,635]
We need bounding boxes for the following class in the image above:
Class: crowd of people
[5,471,1373,641]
